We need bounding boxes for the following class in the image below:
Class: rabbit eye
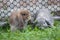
[22,14,26,16]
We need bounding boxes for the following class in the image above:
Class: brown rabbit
[9,10,31,31]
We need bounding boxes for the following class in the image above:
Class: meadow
[0,20,60,40]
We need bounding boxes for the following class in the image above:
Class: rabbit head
[19,10,31,22]
[9,9,31,31]
[35,8,54,29]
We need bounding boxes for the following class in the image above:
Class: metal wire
[0,0,60,20]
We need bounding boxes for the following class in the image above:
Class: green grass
[0,21,60,40]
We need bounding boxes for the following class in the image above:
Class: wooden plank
[53,16,60,20]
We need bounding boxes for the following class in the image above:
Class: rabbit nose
[29,16,31,19]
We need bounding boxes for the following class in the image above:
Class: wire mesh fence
[0,0,60,21]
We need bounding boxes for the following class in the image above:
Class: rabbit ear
[16,12,24,27]
[9,11,24,31]
[9,11,16,25]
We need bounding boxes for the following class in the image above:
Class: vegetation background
[0,20,60,40]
